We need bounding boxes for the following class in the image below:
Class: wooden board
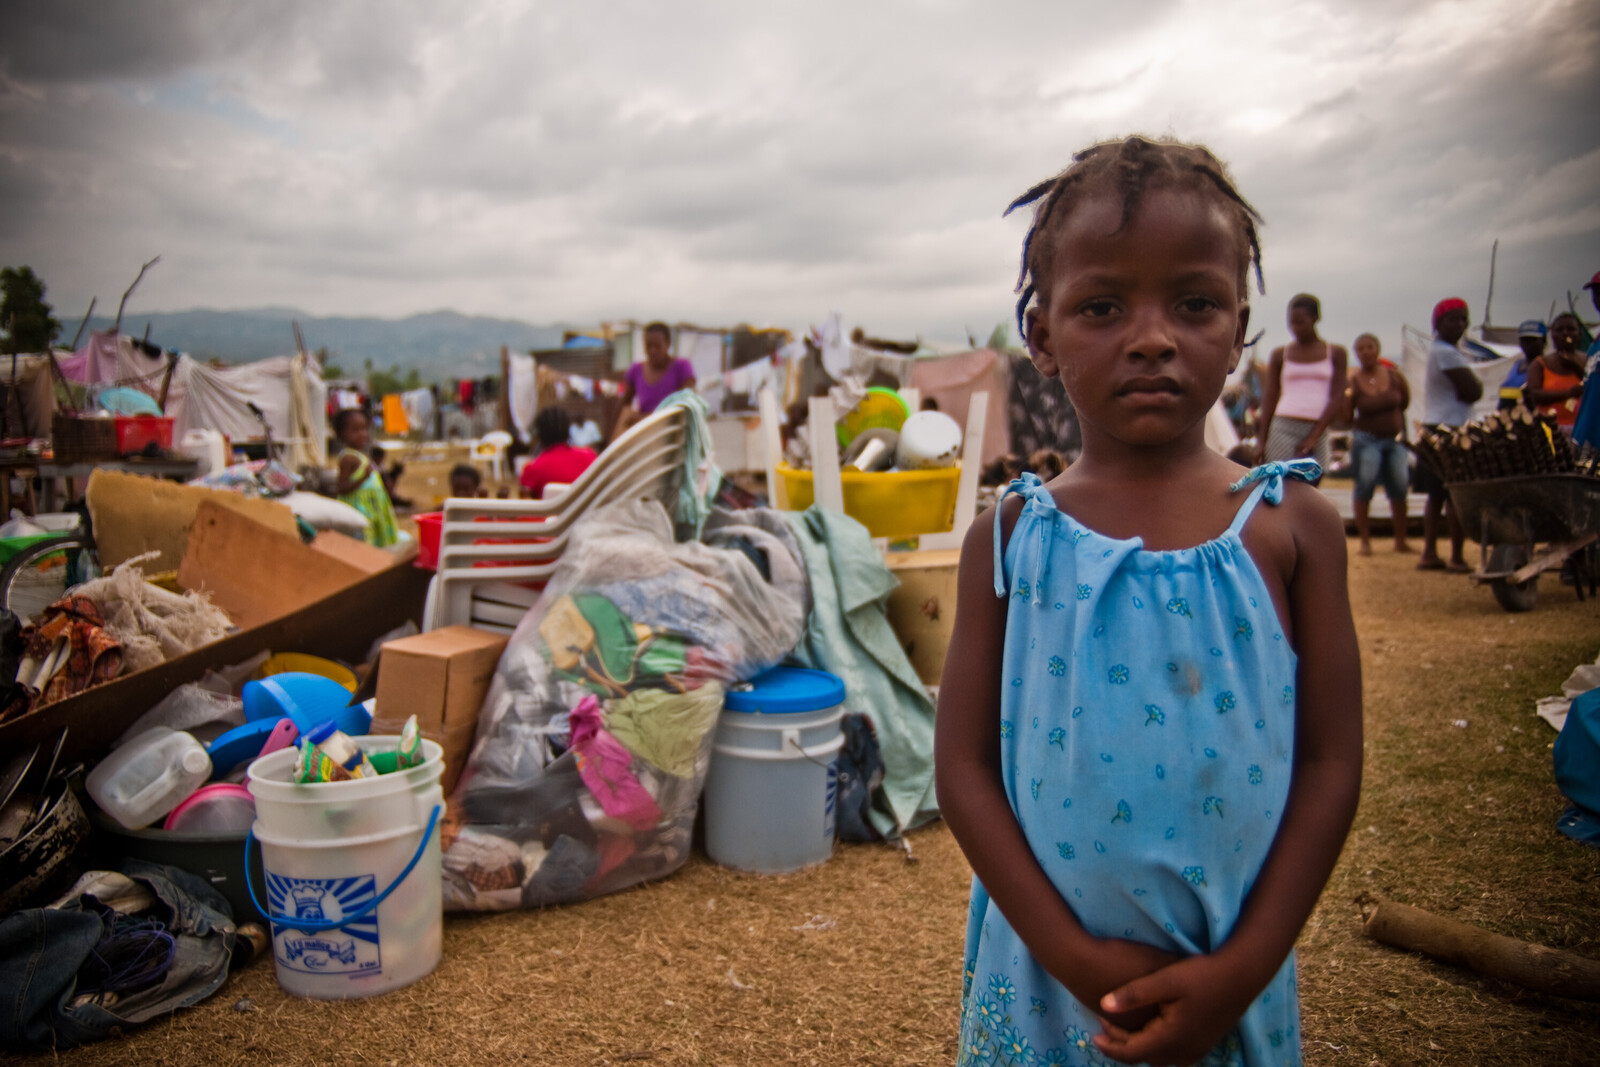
[176,500,392,630]
[884,548,961,687]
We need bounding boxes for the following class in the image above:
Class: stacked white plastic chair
[422,406,689,632]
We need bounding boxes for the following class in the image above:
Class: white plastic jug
[87,726,212,830]
[179,428,228,477]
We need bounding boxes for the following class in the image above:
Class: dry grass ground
[18,539,1600,1066]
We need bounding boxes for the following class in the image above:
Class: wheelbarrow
[1447,474,1600,612]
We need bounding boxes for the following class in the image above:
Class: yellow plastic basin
[253,652,358,693]
[777,463,960,540]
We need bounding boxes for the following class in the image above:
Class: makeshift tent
[60,332,328,468]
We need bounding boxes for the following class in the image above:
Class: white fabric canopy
[164,353,328,467]
[64,332,327,467]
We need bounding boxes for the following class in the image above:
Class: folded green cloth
[782,506,938,835]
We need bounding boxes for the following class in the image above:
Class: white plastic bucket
[704,667,846,874]
[245,736,444,999]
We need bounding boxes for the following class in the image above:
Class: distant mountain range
[83,308,571,378]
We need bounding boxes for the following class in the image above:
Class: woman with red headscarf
[1415,298,1482,571]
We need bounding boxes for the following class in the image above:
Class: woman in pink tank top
[1258,293,1348,478]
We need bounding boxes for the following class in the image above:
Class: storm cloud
[0,0,1595,351]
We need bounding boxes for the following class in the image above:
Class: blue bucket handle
[243,804,441,934]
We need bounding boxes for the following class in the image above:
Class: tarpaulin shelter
[60,332,328,468]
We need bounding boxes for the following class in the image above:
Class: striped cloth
[1264,413,1330,470]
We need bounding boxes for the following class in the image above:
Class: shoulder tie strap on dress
[1226,458,1322,534]
[1228,458,1321,503]
[992,473,1056,601]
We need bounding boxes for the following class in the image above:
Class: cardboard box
[372,626,508,794]
[884,548,961,687]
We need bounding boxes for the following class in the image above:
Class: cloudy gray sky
[1,0,1596,354]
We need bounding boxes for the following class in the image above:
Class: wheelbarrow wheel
[1488,544,1538,612]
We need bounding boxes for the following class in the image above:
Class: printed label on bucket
[268,873,382,976]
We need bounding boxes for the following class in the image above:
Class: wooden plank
[1512,534,1598,584]
[0,562,431,768]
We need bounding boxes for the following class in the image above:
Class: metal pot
[0,773,91,913]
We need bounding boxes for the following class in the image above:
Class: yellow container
[776,463,960,540]
[254,653,359,693]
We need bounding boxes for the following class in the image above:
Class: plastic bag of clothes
[441,498,808,910]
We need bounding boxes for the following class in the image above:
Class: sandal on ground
[1416,558,1447,571]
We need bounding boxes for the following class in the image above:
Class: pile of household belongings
[440,499,811,909]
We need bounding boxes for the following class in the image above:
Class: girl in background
[1257,294,1347,479]
[333,409,398,547]
[1344,333,1412,556]
[1527,312,1586,433]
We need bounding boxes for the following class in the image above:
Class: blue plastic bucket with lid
[704,666,846,873]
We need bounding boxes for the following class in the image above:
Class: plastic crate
[777,463,960,539]
[114,415,174,455]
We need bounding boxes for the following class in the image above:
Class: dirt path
[21,541,1600,1066]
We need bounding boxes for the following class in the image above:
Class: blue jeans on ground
[1351,430,1409,504]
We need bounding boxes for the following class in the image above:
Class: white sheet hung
[64,332,328,467]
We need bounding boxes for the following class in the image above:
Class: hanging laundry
[380,394,409,435]
[400,387,434,432]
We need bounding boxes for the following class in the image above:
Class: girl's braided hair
[1006,136,1265,347]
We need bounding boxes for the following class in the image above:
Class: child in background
[449,464,484,499]
[936,136,1362,1067]
[1026,448,1067,483]
[370,445,412,509]
[332,409,398,547]
[519,407,597,500]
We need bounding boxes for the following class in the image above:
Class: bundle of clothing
[0,862,236,1052]
[2,556,233,720]
[440,499,808,910]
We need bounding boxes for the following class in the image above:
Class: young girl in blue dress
[935,136,1363,1067]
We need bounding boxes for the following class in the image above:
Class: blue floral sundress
[958,461,1319,1067]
